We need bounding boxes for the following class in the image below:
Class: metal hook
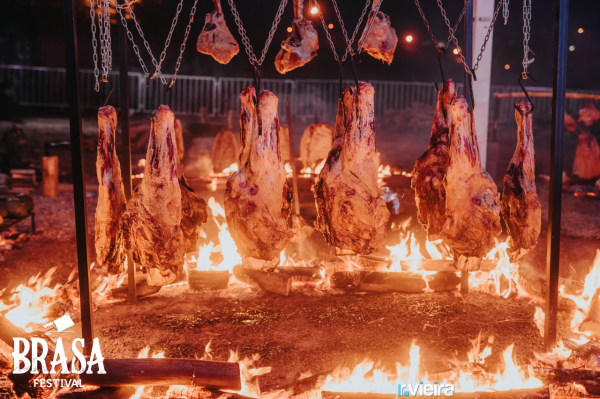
[437,46,446,91]
[101,78,115,107]
[349,54,360,94]
[253,65,263,136]
[515,72,537,115]
[338,59,344,99]
[467,69,475,112]
[166,81,174,109]
[147,75,158,120]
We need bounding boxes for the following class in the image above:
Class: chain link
[438,0,502,76]
[522,0,532,79]
[158,0,185,71]
[113,0,151,77]
[104,0,113,75]
[414,0,470,50]
[89,0,100,91]
[169,0,198,88]
[226,0,289,67]
[502,0,509,25]
[330,0,372,61]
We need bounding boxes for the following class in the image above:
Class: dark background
[0,0,598,90]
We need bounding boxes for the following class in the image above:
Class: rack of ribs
[95,106,127,275]
[224,87,294,270]
[440,97,502,271]
[314,83,390,254]
[501,101,541,262]
[358,0,398,65]
[411,79,456,240]
[275,0,318,74]
[197,0,240,64]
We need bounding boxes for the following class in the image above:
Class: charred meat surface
[573,130,600,180]
[197,0,240,64]
[411,79,457,240]
[501,101,541,262]
[441,97,501,270]
[224,87,294,268]
[358,0,398,65]
[275,0,318,74]
[95,106,127,274]
[315,83,390,254]
[121,105,185,286]
[179,175,208,254]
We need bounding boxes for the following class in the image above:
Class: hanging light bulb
[310,6,318,14]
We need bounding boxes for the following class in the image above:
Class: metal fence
[1,64,598,122]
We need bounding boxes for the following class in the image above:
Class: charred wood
[188,270,230,291]
[232,265,292,296]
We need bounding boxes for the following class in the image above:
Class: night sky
[0,0,599,90]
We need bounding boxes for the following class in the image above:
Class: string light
[328,23,334,29]
[310,6,318,14]
[452,48,459,55]
[578,28,584,34]
[504,64,510,70]
[569,45,575,51]
[287,27,292,33]
[405,35,413,43]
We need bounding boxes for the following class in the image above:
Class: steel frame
[63,0,570,353]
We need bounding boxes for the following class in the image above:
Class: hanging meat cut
[578,103,600,128]
[95,106,127,275]
[212,127,239,173]
[121,105,207,286]
[573,130,600,180]
[275,0,318,74]
[224,87,294,269]
[315,83,390,254]
[197,0,240,64]
[440,97,502,270]
[501,101,541,262]
[411,79,456,240]
[358,0,398,65]
[300,122,334,169]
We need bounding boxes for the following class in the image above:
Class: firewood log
[232,265,292,296]
[188,270,230,290]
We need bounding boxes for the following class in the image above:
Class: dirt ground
[1,111,599,396]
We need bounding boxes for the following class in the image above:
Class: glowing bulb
[310,6,318,14]
[452,48,459,55]
[504,64,510,70]
[286,27,292,33]
[578,28,584,34]
[328,23,334,29]
[405,35,413,43]
[569,45,575,51]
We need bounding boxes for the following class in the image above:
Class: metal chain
[438,0,502,76]
[473,0,502,71]
[104,0,113,75]
[522,0,532,79]
[226,0,289,67]
[169,0,198,88]
[330,0,372,61]
[158,0,185,72]
[89,0,100,91]
[414,0,470,50]
[112,0,151,77]
[97,2,107,78]
[316,1,341,62]
[503,0,509,25]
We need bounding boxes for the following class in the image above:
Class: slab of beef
[212,127,239,173]
[411,79,456,240]
[121,105,185,286]
[224,87,294,269]
[300,122,334,169]
[573,130,600,180]
[440,97,501,270]
[501,101,541,262]
[275,0,318,74]
[315,83,390,254]
[95,106,127,274]
[174,118,185,161]
[578,103,600,127]
[197,0,240,64]
[358,0,398,65]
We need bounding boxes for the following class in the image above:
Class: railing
[1,64,598,122]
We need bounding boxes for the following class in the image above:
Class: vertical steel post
[460,0,474,295]
[117,21,137,303]
[63,0,94,355]
[545,0,569,351]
